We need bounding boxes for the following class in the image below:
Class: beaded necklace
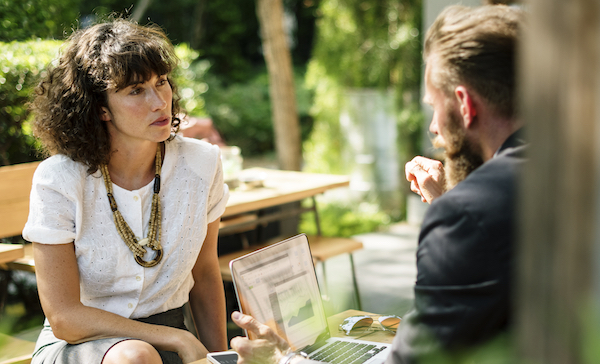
[100,143,163,268]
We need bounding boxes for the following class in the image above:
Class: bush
[299,200,390,238]
[173,44,210,117]
[203,72,273,155]
[0,39,61,165]
[0,0,80,42]
[203,68,314,157]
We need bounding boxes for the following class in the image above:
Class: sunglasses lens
[339,316,373,335]
[378,315,401,332]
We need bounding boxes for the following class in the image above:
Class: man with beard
[227,4,525,364]
[395,4,525,362]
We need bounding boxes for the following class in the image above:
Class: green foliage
[310,0,421,89]
[300,200,390,238]
[0,0,80,41]
[203,68,314,157]
[186,0,317,83]
[0,271,43,336]
[0,39,61,165]
[78,0,206,49]
[77,0,318,84]
[303,0,424,220]
[202,72,272,155]
[397,103,424,174]
[303,61,346,174]
[172,44,210,117]
[193,0,263,83]
[304,0,423,169]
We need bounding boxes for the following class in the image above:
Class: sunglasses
[338,315,401,336]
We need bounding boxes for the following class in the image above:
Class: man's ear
[454,86,477,128]
[100,107,111,122]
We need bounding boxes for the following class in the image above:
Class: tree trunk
[131,0,153,23]
[190,0,207,50]
[256,0,302,171]
[517,0,600,363]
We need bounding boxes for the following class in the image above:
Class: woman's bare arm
[188,219,228,352]
[33,242,208,362]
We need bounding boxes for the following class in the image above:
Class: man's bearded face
[432,105,484,190]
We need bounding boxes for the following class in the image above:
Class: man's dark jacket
[386,132,526,363]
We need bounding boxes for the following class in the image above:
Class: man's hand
[230,311,291,364]
[405,156,446,204]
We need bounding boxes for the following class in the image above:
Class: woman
[23,18,228,364]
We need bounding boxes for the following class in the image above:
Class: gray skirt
[32,306,187,364]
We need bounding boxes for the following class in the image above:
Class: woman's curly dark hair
[31,18,182,174]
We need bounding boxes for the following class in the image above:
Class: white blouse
[23,136,229,319]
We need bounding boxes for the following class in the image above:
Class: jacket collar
[494,128,527,158]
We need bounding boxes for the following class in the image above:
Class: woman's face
[100,73,173,149]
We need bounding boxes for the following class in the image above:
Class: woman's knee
[103,339,162,364]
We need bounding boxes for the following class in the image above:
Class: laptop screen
[230,234,329,350]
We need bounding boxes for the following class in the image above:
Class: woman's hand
[230,312,291,364]
[174,329,209,363]
[405,156,446,204]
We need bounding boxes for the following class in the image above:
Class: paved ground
[316,222,420,319]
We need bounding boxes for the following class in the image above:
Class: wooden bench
[0,162,39,239]
[218,235,363,279]
[0,162,40,364]
[0,162,39,273]
[217,198,365,310]
[0,244,25,265]
[217,233,364,310]
[219,195,363,310]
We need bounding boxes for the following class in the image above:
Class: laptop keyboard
[303,340,387,364]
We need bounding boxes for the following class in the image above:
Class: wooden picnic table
[222,167,350,218]
[218,167,351,238]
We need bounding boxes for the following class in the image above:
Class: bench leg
[349,254,362,311]
[319,261,329,297]
[319,254,362,311]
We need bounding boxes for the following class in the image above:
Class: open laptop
[230,234,391,364]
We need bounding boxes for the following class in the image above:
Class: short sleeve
[206,150,229,223]
[22,158,79,245]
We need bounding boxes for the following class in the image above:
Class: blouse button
[136,276,142,281]
[128,303,133,309]
[133,196,139,202]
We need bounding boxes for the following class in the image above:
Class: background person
[229,4,525,364]
[23,19,228,364]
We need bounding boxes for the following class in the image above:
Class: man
[229,4,525,364]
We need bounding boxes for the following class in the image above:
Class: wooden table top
[223,168,350,218]
[191,309,396,364]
